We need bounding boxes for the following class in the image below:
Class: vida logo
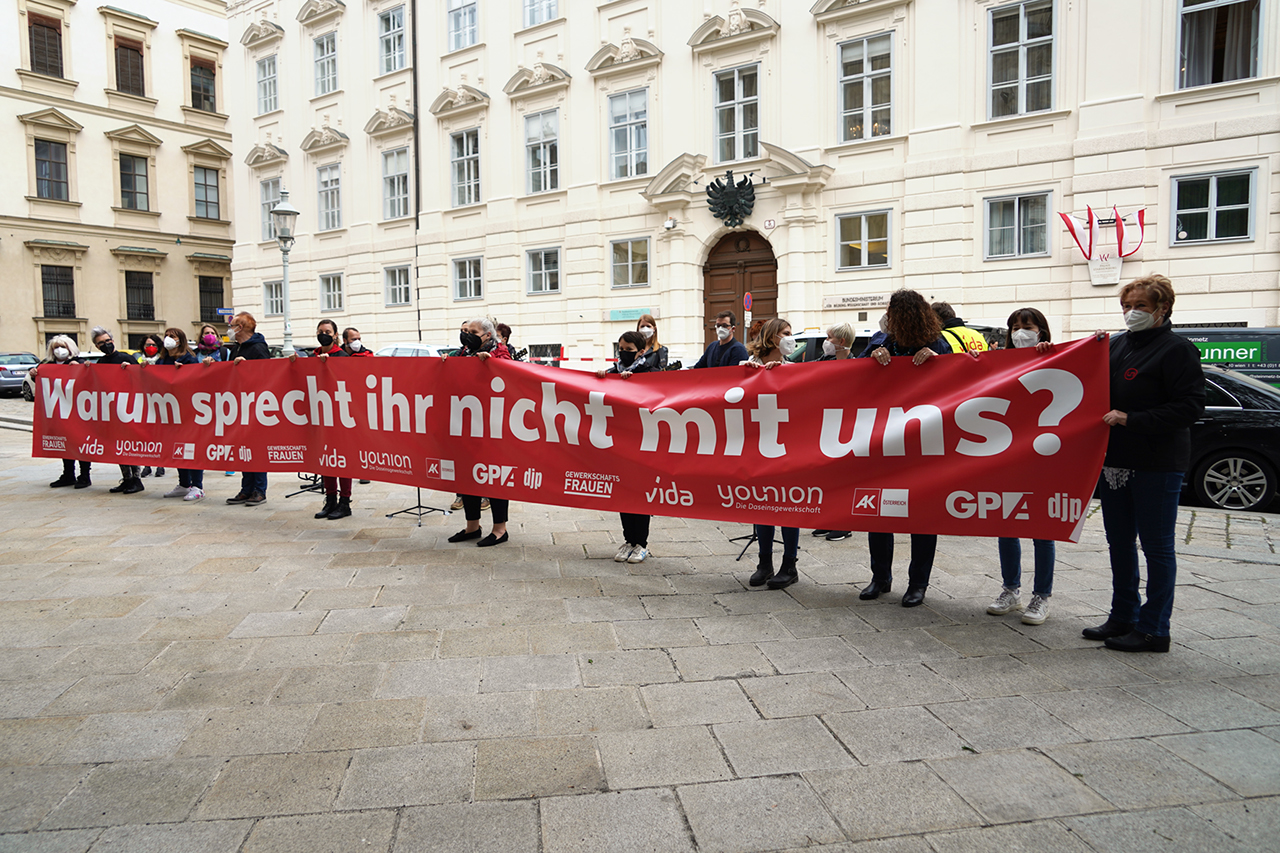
[645,477,693,507]
[78,439,103,456]
[319,446,347,467]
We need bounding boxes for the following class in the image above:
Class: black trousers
[620,513,650,547]
[868,532,937,588]
[462,495,508,524]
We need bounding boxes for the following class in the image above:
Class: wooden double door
[701,231,777,348]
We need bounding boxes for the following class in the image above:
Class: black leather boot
[326,497,352,519]
[749,554,774,587]
[50,460,76,488]
[859,577,892,600]
[74,462,91,489]
[1082,617,1136,641]
[767,555,799,590]
[314,496,338,519]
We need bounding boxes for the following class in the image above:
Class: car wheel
[21,383,34,402]
[1192,449,1277,512]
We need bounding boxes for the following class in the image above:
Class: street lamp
[270,189,301,356]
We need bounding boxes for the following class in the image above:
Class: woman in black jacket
[598,331,653,564]
[1085,275,1204,653]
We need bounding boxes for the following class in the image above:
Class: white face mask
[53,347,70,361]
[639,327,654,340]
[163,336,178,351]
[778,335,797,356]
[1124,309,1156,332]
[716,326,732,341]
[348,340,363,351]
[1011,329,1040,349]
[822,340,837,357]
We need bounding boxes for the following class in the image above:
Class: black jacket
[1106,321,1205,472]
[638,345,668,372]
[97,351,138,365]
[228,332,271,361]
[694,338,749,369]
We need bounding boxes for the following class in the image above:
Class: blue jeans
[868,532,937,588]
[240,472,268,495]
[755,525,799,559]
[1098,470,1183,637]
[178,469,204,489]
[998,538,1055,597]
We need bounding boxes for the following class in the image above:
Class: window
[120,154,148,211]
[524,0,556,28]
[198,276,224,323]
[264,280,284,316]
[29,14,63,78]
[191,60,217,112]
[41,266,75,317]
[1173,170,1254,243]
[386,266,412,306]
[315,32,337,95]
[1179,0,1259,89]
[257,55,278,113]
[839,35,892,142]
[320,273,344,311]
[714,65,759,163]
[260,178,281,241]
[454,258,482,300]
[611,239,649,288]
[194,166,219,219]
[318,164,341,230]
[125,271,154,321]
[989,1,1053,118]
[525,109,558,194]
[115,39,145,96]
[379,7,406,74]
[837,212,890,270]
[448,0,477,51]
[527,343,560,367]
[986,193,1050,258]
[451,129,480,207]
[35,140,69,201]
[528,248,560,294]
[383,148,410,219]
[609,89,648,180]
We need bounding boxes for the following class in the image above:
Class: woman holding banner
[636,314,668,372]
[151,329,205,502]
[599,331,654,563]
[34,336,91,489]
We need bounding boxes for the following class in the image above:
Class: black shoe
[477,531,508,547]
[1082,618,1135,641]
[155,467,166,477]
[767,556,799,590]
[109,480,130,493]
[140,467,153,478]
[825,531,852,542]
[74,474,92,489]
[244,491,267,506]
[121,478,145,494]
[326,497,352,520]
[859,578,892,600]
[1104,631,1170,653]
[448,528,482,543]
[315,497,337,519]
[358,479,371,484]
[811,530,832,537]
[749,556,774,587]
[901,586,927,608]
[50,474,77,488]
[226,491,251,505]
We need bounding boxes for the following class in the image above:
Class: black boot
[749,554,774,587]
[859,577,892,600]
[50,460,76,488]
[315,495,338,519]
[326,496,352,520]
[767,555,799,590]
[1082,617,1135,641]
[122,478,145,494]
[74,462,91,489]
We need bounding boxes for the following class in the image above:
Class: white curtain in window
[1222,1,1259,82]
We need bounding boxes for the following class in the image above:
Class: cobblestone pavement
[1,428,1278,852]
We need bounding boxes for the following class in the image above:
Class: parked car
[21,354,103,402]
[374,343,459,357]
[0,353,39,396]
[1189,366,1280,512]
[1175,326,1280,388]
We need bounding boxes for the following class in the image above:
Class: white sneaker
[1021,594,1050,625]
[626,546,649,564]
[183,487,205,502]
[163,485,190,499]
[987,587,1022,615]
[614,543,634,562]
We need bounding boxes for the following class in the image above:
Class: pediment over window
[586,30,663,77]
[365,105,415,137]
[641,153,708,202]
[104,124,163,147]
[688,2,779,54]
[244,142,288,168]
[241,19,285,48]
[502,56,570,96]
[429,84,490,118]
[299,123,349,154]
[18,108,84,133]
[296,0,345,27]
[811,0,910,25]
[756,142,834,193]
[181,138,232,160]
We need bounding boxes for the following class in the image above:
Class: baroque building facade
[227,0,1278,365]
[2,0,234,353]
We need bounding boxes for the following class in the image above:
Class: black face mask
[98,342,115,355]
[460,331,483,350]
[618,350,637,368]
[317,333,334,347]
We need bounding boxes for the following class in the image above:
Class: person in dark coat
[88,326,145,494]
[226,312,271,506]
[32,335,90,489]
[693,310,749,369]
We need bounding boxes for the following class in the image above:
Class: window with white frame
[714,64,759,163]
[611,239,649,288]
[314,32,337,96]
[609,89,648,180]
[985,192,1050,258]
[454,257,482,300]
[837,212,890,270]
[839,35,892,142]
[451,128,480,207]
[989,0,1053,118]
[379,7,405,75]
[120,154,148,211]
[525,109,558,194]
[524,0,556,28]
[317,164,341,231]
[385,266,411,305]
[448,0,477,51]
[1178,0,1259,89]
[320,272,344,311]
[257,55,278,114]
[527,248,559,294]
[35,140,69,200]
[260,178,281,241]
[263,280,283,316]
[383,147,410,219]
[194,166,219,219]
[1173,169,1254,243]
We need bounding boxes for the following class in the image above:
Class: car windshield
[1208,367,1280,409]
[0,355,37,365]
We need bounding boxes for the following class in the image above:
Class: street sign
[743,293,752,311]
[215,308,234,316]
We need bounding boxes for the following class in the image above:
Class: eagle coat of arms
[706,170,755,229]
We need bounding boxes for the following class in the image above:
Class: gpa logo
[173,442,195,461]
[851,488,909,517]
[426,458,455,481]
[946,491,1031,520]
[473,464,516,487]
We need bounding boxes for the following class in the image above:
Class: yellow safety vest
[941,325,989,354]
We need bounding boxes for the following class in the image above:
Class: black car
[1190,366,1280,512]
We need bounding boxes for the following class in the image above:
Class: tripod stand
[728,526,758,561]
[285,473,324,499]
[386,487,450,527]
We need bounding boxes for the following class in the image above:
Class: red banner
[32,339,1110,540]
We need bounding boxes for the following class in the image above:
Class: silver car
[0,353,38,397]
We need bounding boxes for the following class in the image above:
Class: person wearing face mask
[1085,275,1204,653]
[693,311,749,369]
[986,308,1058,625]
[132,333,169,479]
[292,320,353,518]
[148,328,207,501]
[445,318,513,546]
[35,336,92,489]
[195,324,228,362]
[225,312,272,506]
[597,332,655,563]
[87,327,145,494]
[811,323,856,543]
[634,314,668,371]
[342,327,373,357]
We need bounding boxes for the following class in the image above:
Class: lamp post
[270,189,301,356]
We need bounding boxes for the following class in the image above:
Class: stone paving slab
[1,426,1279,850]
